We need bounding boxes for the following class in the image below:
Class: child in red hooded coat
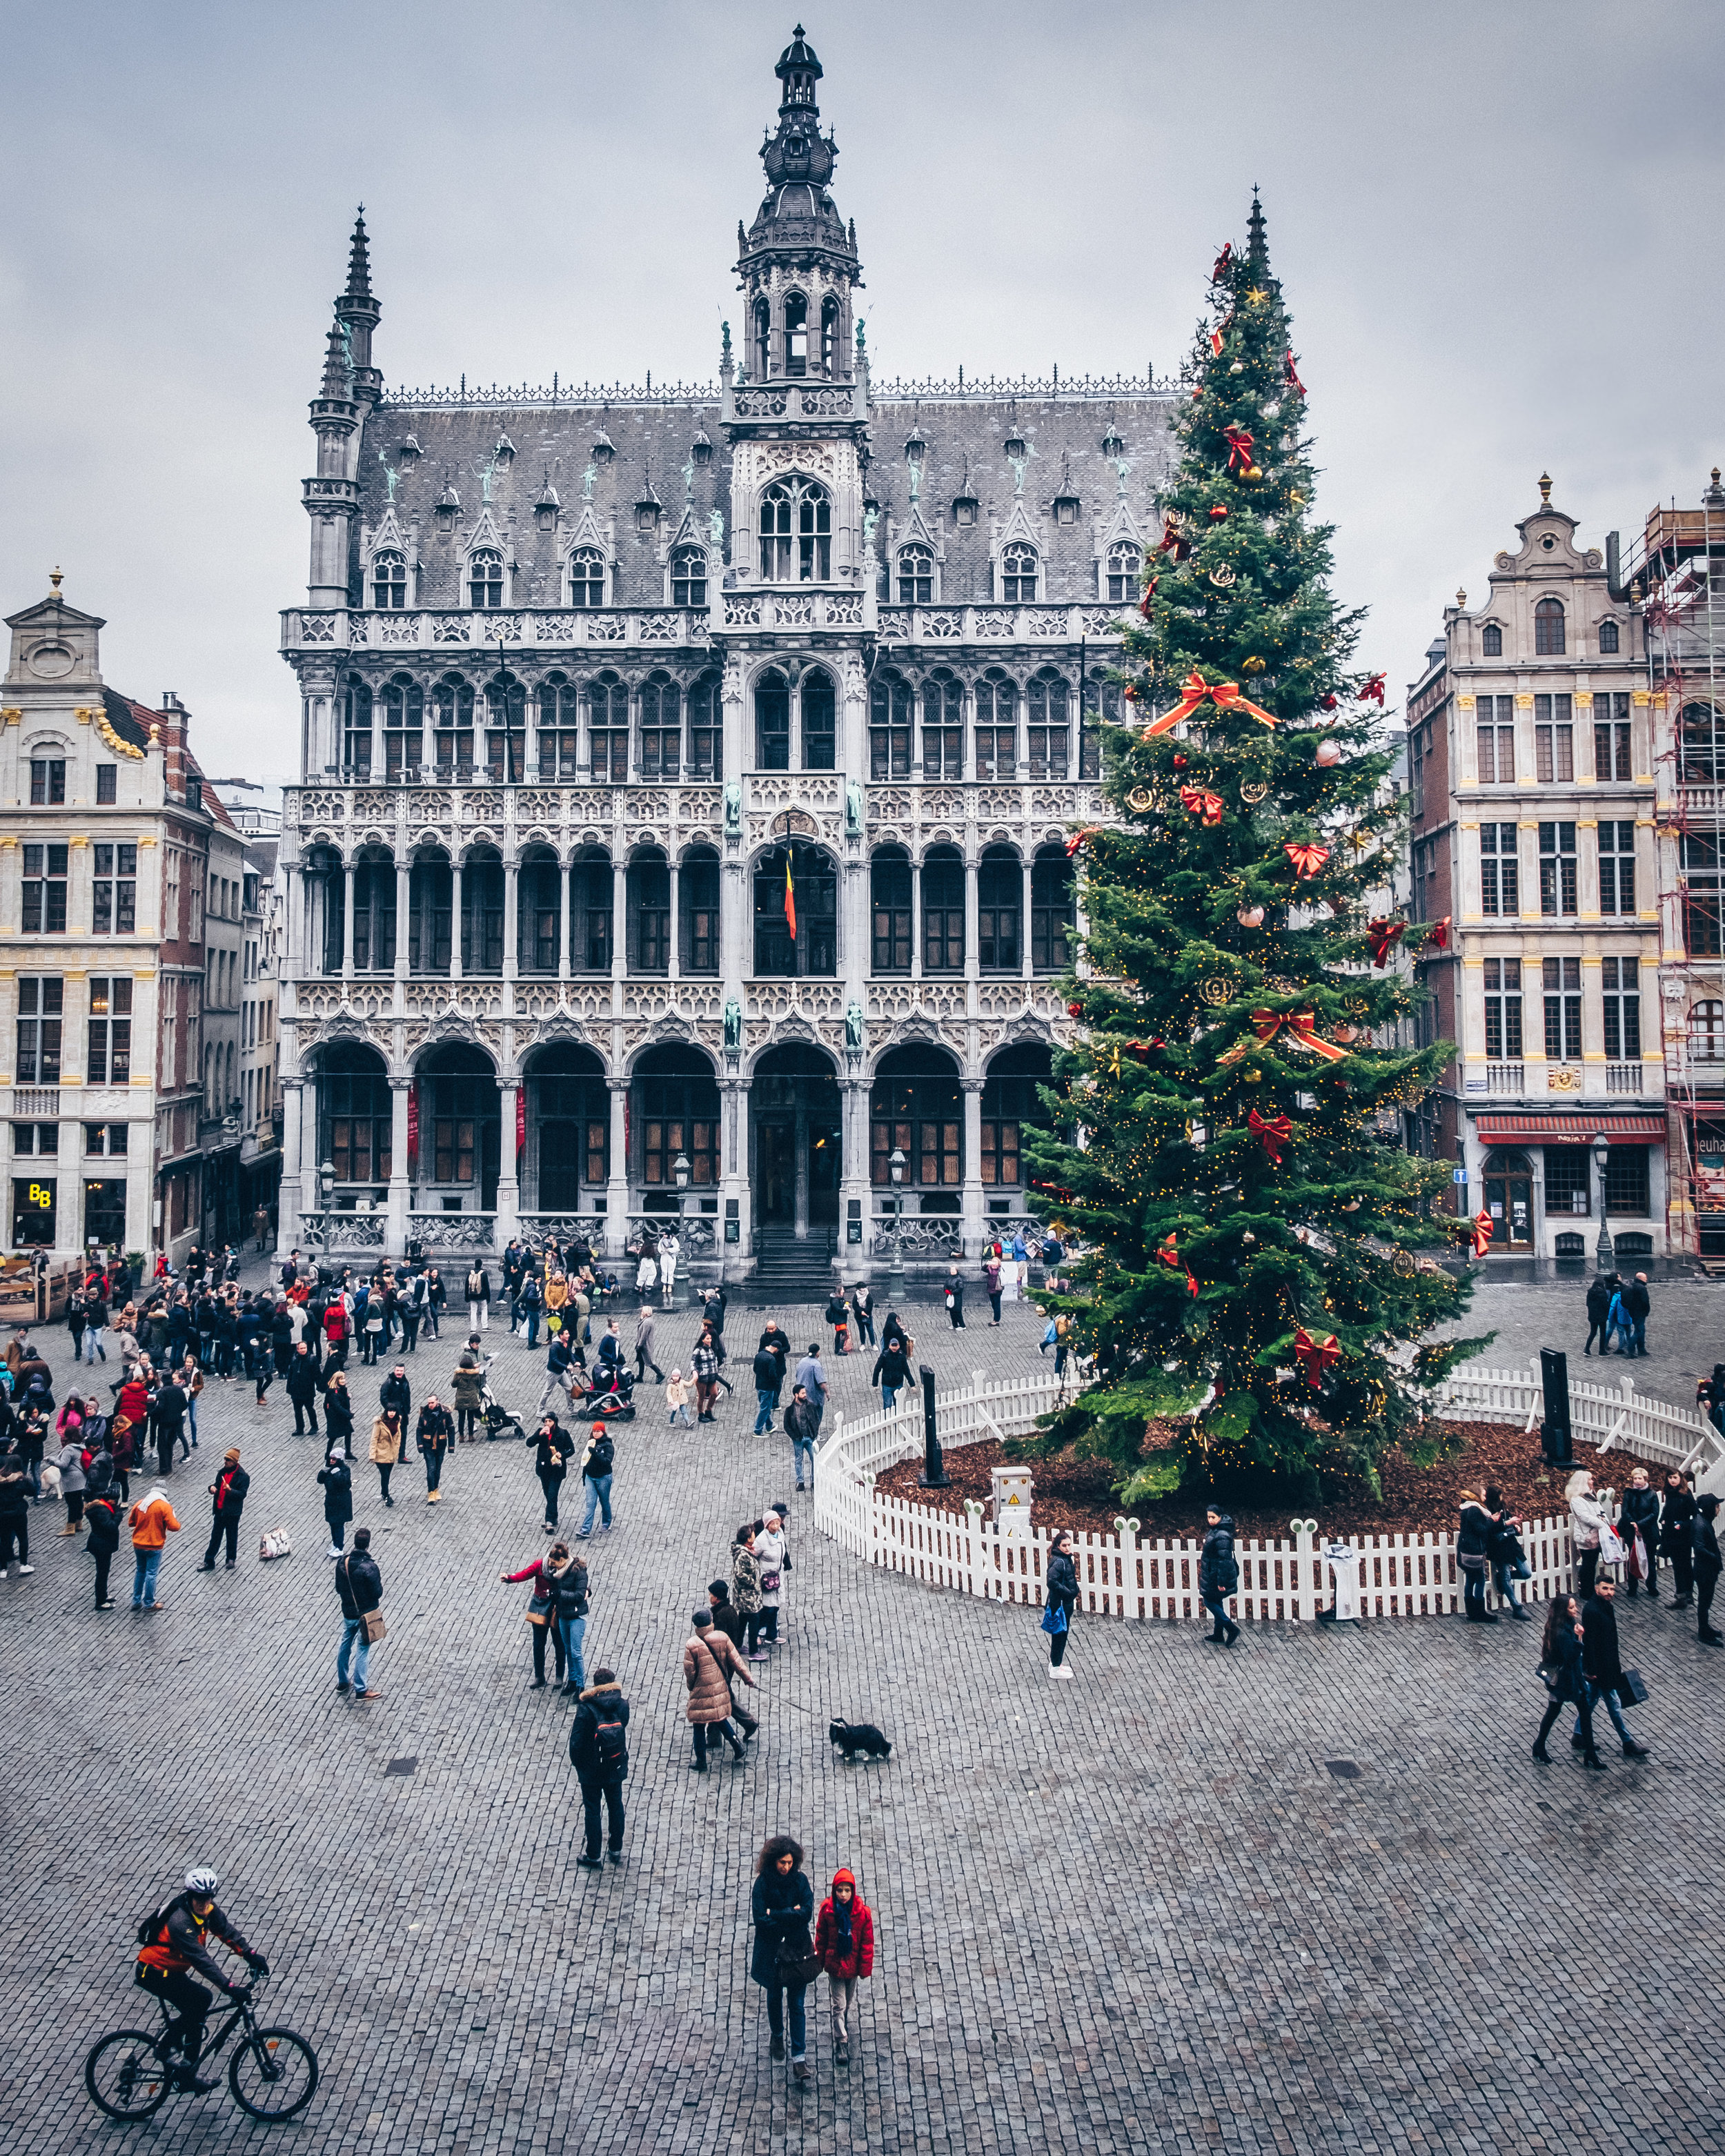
[812,1868,875,2065]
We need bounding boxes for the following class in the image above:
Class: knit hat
[693,1610,713,1628]
[831,1868,856,1890]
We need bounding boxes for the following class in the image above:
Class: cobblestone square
[3,1275,1722,2155]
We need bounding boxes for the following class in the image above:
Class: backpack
[592,1699,628,1777]
[136,1890,189,1948]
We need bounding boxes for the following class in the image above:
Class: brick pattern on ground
[3,1272,1722,2155]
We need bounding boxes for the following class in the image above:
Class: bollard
[918,1363,949,1487]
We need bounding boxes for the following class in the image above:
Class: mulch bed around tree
[875,1420,1657,1543]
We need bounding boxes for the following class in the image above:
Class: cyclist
[134,1869,268,2091]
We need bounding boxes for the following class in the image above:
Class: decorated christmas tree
[1025,195,1482,1510]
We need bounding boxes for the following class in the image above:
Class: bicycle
[83,1977,318,2122]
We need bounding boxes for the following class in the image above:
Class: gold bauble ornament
[1209,564,1236,589]
[1244,464,1262,480]
[1241,655,1267,675]
[1125,786,1155,813]
[1228,359,1245,375]
[1243,1067,1262,1085]
[1239,778,1269,804]
[1199,976,1233,1007]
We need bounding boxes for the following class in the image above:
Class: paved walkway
[4,1280,1724,2155]
[1441,1272,1724,1412]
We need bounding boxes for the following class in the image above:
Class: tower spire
[334,205,382,402]
[343,206,373,303]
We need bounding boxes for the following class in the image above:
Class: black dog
[829,1719,891,1763]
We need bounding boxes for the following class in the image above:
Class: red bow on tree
[1156,1233,1199,1297]
[1142,670,1279,738]
[1156,515,1191,562]
[1366,917,1405,968]
[1293,1327,1341,1391]
[1208,505,1230,520]
[1283,842,1330,879]
[1180,785,1225,827]
[1248,1108,1294,1165]
[1470,1209,1494,1260]
[1211,241,1234,283]
[1359,673,1386,705]
[1218,1009,1350,1066]
[1138,575,1159,619]
[1285,348,1306,396]
[1065,827,1099,859]
[1425,916,1450,949]
[1224,425,1255,473]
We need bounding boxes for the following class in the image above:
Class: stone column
[387,1076,411,1256]
[502,858,519,978]
[299,1078,319,1220]
[841,1074,868,1272]
[279,1077,304,1251]
[495,1078,521,1243]
[450,859,464,980]
[394,857,411,980]
[559,860,573,980]
[960,1076,985,1258]
[1021,856,1035,979]
[910,857,923,979]
[606,1077,629,1256]
[793,1100,810,1238]
[341,861,355,977]
[611,859,628,982]
[668,857,681,980]
[965,853,980,982]
[720,1071,745,1286]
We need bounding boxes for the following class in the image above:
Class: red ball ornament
[1067,1001,1083,1018]
[1208,506,1230,521]
[1172,753,1188,769]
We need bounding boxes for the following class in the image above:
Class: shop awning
[1472,1112,1666,1144]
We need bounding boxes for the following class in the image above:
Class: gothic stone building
[277,28,1172,1277]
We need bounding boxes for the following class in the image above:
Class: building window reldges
[640,675,681,781]
[484,673,526,782]
[870,675,911,780]
[92,844,137,936]
[801,670,837,771]
[12,1122,57,1155]
[629,856,671,973]
[431,675,474,774]
[923,671,963,778]
[1481,622,1504,657]
[589,674,629,784]
[756,670,791,769]
[922,850,964,973]
[1031,852,1075,971]
[86,976,132,1086]
[978,849,1021,971]
[671,548,707,609]
[1538,821,1577,916]
[1000,543,1038,604]
[21,844,68,935]
[753,299,771,382]
[537,673,580,780]
[1534,597,1566,655]
[1689,999,1724,1063]
[975,672,1017,781]
[1601,956,1641,1060]
[640,1106,718,1189]
[1483,958,1522,1059]
[1606,1145,1650,1216]
[352,859,397,971]
[1599,821,1635,915]
[751,843,836,977]
[15,976,63,1084]
[1544,1146,1590,1217]
[371,550,407,609]
[870,1073,962,1187]
[782,290,808,377]
[342,675,373,775]
[573,856,613,972]
[897,546,934,605]
[758,477,832,582]
[1476,697,1515,783]
[871,854,911,973]
[29,758,65,806]
[1596,693,1633,781]
[1534,694,1573,782]
[1479,823,1519,916]
[1542,956,1582,1060]
[686,673,721,780]
[468,548,504,609]
[1105,542,1141,605]
[1679,700,1722,783]
[96,765,117,804]
[1026,672,1070,779]
[1598,619,1621,653]
[681,852,720,975]
[569,548,606,609]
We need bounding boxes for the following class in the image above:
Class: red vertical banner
[406,1082,419,1173]
[516,1087,526,1160]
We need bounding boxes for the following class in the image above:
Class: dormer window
[783,292,809,377]
[1481,622,1504,657]
[671,548,707,608]
[468,549,504,609]
[371,550,407,609]
[759,477,831,582]
[569,548,606,609]
[1106,542,1141,604]
[1000,543,1038,604]
[1535,597,1566,654]
[753,300,771,382]
[897,546,934,605]
[691,431,714,467]
[591,433,614,466]
[1054,496,1080,526]
[1599,619,1621,653]
[953,496,977,529]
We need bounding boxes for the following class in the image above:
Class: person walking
[536,1332,581,1421]
[417,1396,454,1504]
[1579,1578,1650,1759]
[577,1421,615,1538]
[666,1368,692,1427]
[0,1448,31,1577]
[318,1446,353,1558]
[1695,1492,1724,1646]
[84,1484,121,1609]
[465,1262,491,1334]
[1532,1592,1599,1767]
[1662,1468,1698,1610]
[286,1342,321,1438]
[733,1523,768,1659]
[634,1307,664,1385]
[128,1483,181,1610]
[370,1407,402,1507]
[197,1449,248,1572]
[785,1386,817,1494]
[323,1369,355,1461]
[83,1287,110,1365]
[850,1280,875,1350]
[51,1424,88,1539]
[750,1834,814,2085]
[500,1543,570,1688]
[755,1508,787,1649]
[1619,1468,1662,1599]
[549,1545,590,1696]
[1567,1469,1609,1599]
[1484,1486,1532,1619]
[707,1581,760,1739]
[569,1666,630,1872]
[1044,1528,1078,1677]
[814,1867,875,2068]
[334,1527,383,1699]
[518,1271,544,1350]
[983,1250,1004,1325]
[658,1232,679,1308]
[1583,1272,1612,1356]
[692,1328,721,1424]
[1198,1507,1241,1646]
[1457,1490,1496,1623]
[870,1332,911,1412]
[683,1608,751,1771]
[529,1415,573,1532]
[943,1265,965,1329]
[452,1347,484,1443]
[793,1343,827,1438]
[379,1361,411,1426]
[751,1341,780,1435]
[423,1266,446,1339]
[1622,1272,1651,1358]
[757,1318,790,1403]
[824,1292,850,1357]
[150,1376,188,1478]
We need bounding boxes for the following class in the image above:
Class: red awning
[1473,1112,1666,1144]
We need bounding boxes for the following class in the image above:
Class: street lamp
[1591,1132,1614,1274]
[887,1146,906,1295]
[672,1152,690,1309]
[318,1158,336,1274]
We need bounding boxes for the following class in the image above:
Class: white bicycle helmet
[184,1868,221,1897]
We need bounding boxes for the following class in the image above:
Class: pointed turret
[334,206,382,404]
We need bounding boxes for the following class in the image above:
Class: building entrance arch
[751,1041,840,1235]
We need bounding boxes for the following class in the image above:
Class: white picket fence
[810,1360,1725,1625]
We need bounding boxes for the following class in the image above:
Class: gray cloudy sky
[1,0,1719,791]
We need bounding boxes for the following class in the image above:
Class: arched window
[1534,597,1565,654]
[1026,671,1070,778]
[802,666,837,769]
[571,844,613,973]
[569,548,606,609]
[342,674,373,777]
[320,1044,393,1185]
[627,849,671,973]
[870,673,911,779]
[634,1045,720,1189]
[483,672,525,782]
[407,850,453,973]
[756,669,790,769]
[460,847,504,975]
[1105,542,1141,604]
[1481,622,1503,657]
[1000,543,1038,604]
[897,546,934,605]
[1032,848,1075,971]
[518,846,561,974]
[537,673,579,779]
[753,841,836,976]
[923,670,963,778]
[783,291,808,376]
[978,846,1021,971]
[468,549,504,609]
[871,849,911,973]
[981,1044,1056,1187]
[351,849,396,972]
[687,671,722,780]
[371,550,407,610]
[671,548,707,609]
[871,1046,962,1191]
[1598,619,1621,653]
[1689,1000,1724,1063]
[922,845,964,973]
[758,477,831,582]
[820,295,840,376]
[975,671,1017,780]
[753,299,771,382]
[640,673,680,780]
[431,675,473,776]
[381,673,423,778]
[589,673,629,784]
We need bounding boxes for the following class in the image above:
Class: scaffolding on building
[1609,471,1725,1259]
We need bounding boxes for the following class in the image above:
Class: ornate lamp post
[1592,1131,1614,1274]
[888,1146,906,1295]
[318,1158,336,1272]
[673,1152,690,1309]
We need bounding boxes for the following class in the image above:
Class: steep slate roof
[101,689,155,750]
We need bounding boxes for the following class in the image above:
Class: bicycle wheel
[228,2026,318,2119]
[85,2028,172,2119]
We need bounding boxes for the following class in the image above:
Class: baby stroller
[478,1353,526,1443]
[586,1363,637,1423]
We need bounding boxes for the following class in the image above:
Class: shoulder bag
[258,1527,292,1561]
[1615,1666,1649,1708]
[362,1608,388,1643]
[1598,1522,1626,1567]
[773,1907,822,1989]
[526,1580,552,1626]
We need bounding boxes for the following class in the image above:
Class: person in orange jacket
[812,1866,875,2067]
[128,1482,181,1610]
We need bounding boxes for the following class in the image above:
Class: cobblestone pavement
[1441,1272,1725,1412]
[5,1273,1724,2156]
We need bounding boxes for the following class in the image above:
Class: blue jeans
[764,1982,807,2059]
[1581,1677,1633,1745]
[558,1612,586,1691]
[754,1389,776,1435]
[131,1547,163,1605]
[526,1313,540,1348]
[1630,1317,1647,1356]
[580,1474,613,1534]
[83,1327,106,1362]
[337,1616,371,1691]
[791,1433,814,1486]
[880,1385,898,1412]
[1493,1558,1531,1609]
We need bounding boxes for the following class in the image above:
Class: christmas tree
[1025,195,1482,1510]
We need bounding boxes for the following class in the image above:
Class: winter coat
[370,1414,403,1465]
[417,1405,455,1453]
[1457,1501,1493,1567]
[1045,1547,1079,1614]
[754,1523,786,1607]
[83,1494,121,1555]
[1581,1594,1624,1685]
[379,1371,412,1423]
[318,1459,353,1522]
[732,1542,763,1615]
[1662,1485,1699,1553]
[569,1681,631,1785]
[323,1387,355,1444]
[546,1556,589,1621]
[749,1866,815,1988]
[286,1352,321,1403]
[814,1887,876,1981]
[580,1428,615,1481]
[684,1626,751,1724]
[531,1427,573,1480]
[209,1464,250,1516]
[634,1311,657,1358]
[1198,1516,1239,1597]
[1570,1490,1608,1552]
[1622,1278,1650,1321]
[1585,1277,1611,1323]
[1619,1486,1660,1551]
[451,1363,484,1414]
[871,1342,911,1390]
[1695,1510,1724,1582]
[1542,1613,1587,1706]
[128,1492,181,1549]
[335,1548,382,1618]
[752,1347,780,1391]
[51,1443,87,1494]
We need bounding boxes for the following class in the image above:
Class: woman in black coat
[322,1371,355,1460]
[1533,1593,1599,1767]
[1197,1508,1241,1647]
[527,1415,573,1532]
[1045,1530,1079,1677]
[1618,1468,1662,1599]
[1661,1470,1698,1610]
[750,1834,816,2087]
[317,1448,353,1557]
